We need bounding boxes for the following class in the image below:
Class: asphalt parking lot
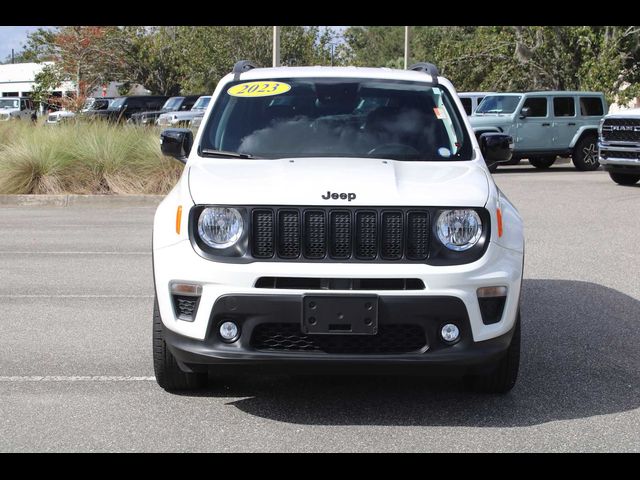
[1,160,639,452]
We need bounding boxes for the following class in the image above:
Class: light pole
[404,26,411,69]
[273,26,281,67]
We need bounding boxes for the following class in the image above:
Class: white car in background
[157,95,211,127]
[0,96,37,122]
[45,110,76,125]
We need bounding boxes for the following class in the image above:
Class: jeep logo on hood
[322,191,356,201]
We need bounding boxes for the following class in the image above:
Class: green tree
[344,26,640,105]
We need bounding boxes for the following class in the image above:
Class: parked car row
[41,94,210,128]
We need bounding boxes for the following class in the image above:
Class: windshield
[201,78,472,161]
[192,96,211,111]
[108,97,126,110]
[162,97,184,111]
[0,99,20,109]
[475,95,522,114]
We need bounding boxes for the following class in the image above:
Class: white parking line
[0,295,153,298]
[0,376,155,382]
[0,251,149,255]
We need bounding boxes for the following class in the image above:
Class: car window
[109,98,126,109]
[144,98,164,110]
[202,77,473,161]
[523,97,547,117]
[460,98,472,115]
[580,97,604,116]
[182,98,198,110]
[162,97,183,111]
[475,95,521,114]
[192,97,211,110]
[127,98,145,109]
[553,97,575,117]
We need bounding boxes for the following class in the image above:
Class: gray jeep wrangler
[469,91,607,171]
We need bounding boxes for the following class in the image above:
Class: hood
[0,108,19,114]
[605,108,640,118]
[188,157,490,208]
[468,114,514,130]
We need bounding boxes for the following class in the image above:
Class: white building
[0,62,75,98]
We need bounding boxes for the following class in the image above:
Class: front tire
[464,312,520,394]
[572,134,600,171]
[529,156,556,169]
[153,297,207,391]
[609,172,640,185]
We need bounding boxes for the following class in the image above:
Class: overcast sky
[0,26,50,61]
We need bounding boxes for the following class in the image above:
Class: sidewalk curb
[0,194,164,207]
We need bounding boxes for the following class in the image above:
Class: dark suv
[128,95,202,125]
[87,96,169,123]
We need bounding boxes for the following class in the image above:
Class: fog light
[441,323,460,343]
[219,321,239,342]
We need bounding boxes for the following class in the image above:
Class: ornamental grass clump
[0,121,184,194]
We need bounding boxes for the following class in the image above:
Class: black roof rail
[408,62,439,84]
[233,60,258,81]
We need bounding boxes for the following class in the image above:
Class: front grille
[601,118,640,143]
[600,150,640,160]
[249,207,431,262]
[251,323,427,354]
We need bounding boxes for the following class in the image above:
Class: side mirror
[519,106,531,119]
[479,133,513,166]
[160,128,193,163]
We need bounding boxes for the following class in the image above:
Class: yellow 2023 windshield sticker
[227,81,291,98]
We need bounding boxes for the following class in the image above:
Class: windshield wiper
[200,148,258,159]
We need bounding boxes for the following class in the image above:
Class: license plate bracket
[302,295,378,335]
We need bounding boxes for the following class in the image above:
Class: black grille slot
[601,119,640,143]
[252,210,274,258]
[329,211,352,259]
[355,211,378,259]
[406,212,430,260]
[172,295,199,321]
[303,210,326,259]
[254,277,425,290]
[277,210,301,258]
[381,211,403,259]
[251,323,427,354]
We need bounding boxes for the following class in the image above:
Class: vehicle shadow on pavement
[191,279,640,427]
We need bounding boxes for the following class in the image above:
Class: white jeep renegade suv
[152,61,525,393]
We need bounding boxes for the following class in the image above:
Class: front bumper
[162,293,517,372]
[599,141,640,169]
[154,236,524,345]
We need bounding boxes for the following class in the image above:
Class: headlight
[436,209,482,251]
[197,207,243,249]
[598,118,605,137]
